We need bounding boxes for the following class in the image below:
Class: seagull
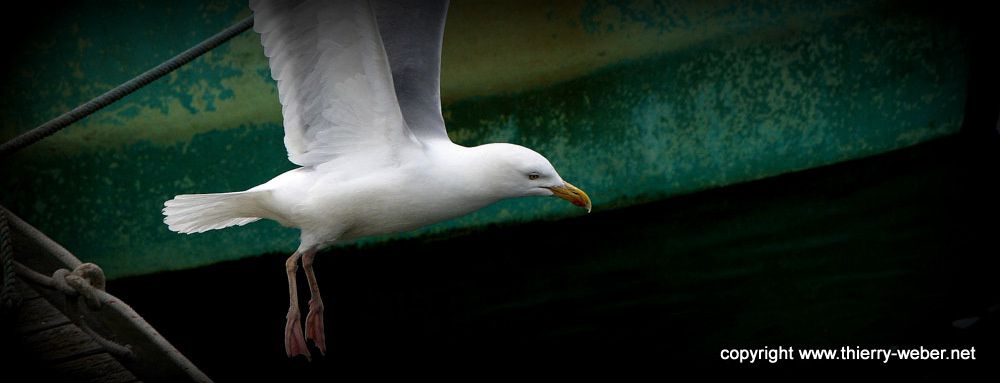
[162,0,591,360]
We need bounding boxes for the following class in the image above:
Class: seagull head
[473,143,592,213]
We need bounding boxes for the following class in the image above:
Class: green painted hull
[1,1,967,278]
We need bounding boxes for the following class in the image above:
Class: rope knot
[73,263,106,291]
[52,263,106,309]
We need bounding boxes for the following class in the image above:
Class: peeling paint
[0,0,967,278]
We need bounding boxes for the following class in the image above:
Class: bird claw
[305,298,326,355]
[285,309,311,360]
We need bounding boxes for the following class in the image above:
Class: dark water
[109,134,998,379]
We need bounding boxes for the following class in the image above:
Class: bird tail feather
[163,191,265,234]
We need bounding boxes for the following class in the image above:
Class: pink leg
[302,248,326,355]
[284,252,311,360]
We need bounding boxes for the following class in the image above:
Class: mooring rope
[13,260,135,360]
[0,16,254,158]
[0,209,17,309]
[2,206,210,380]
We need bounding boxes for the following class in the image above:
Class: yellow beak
[547,181,592,213]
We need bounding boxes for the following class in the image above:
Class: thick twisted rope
[0,209,16,309]
[0,16,254,158]
[1,207,209,380]
[13,260,134,360]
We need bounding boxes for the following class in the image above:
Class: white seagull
[163,0,591,360]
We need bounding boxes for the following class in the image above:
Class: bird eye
[528,173,540,180]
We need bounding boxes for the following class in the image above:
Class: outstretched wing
[251,0,420,169]
[373,0,451,142]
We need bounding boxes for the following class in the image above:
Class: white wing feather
[250,0,420,169]
[374,0,451,142]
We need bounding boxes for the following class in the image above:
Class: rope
[0,209,17,309]
[0,16,255,158]
[13,261,106,308]
[12,260,133,359]
[79,320,135,360]
[2,207,207,380]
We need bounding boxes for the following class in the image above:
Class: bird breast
[282,160,497,243]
